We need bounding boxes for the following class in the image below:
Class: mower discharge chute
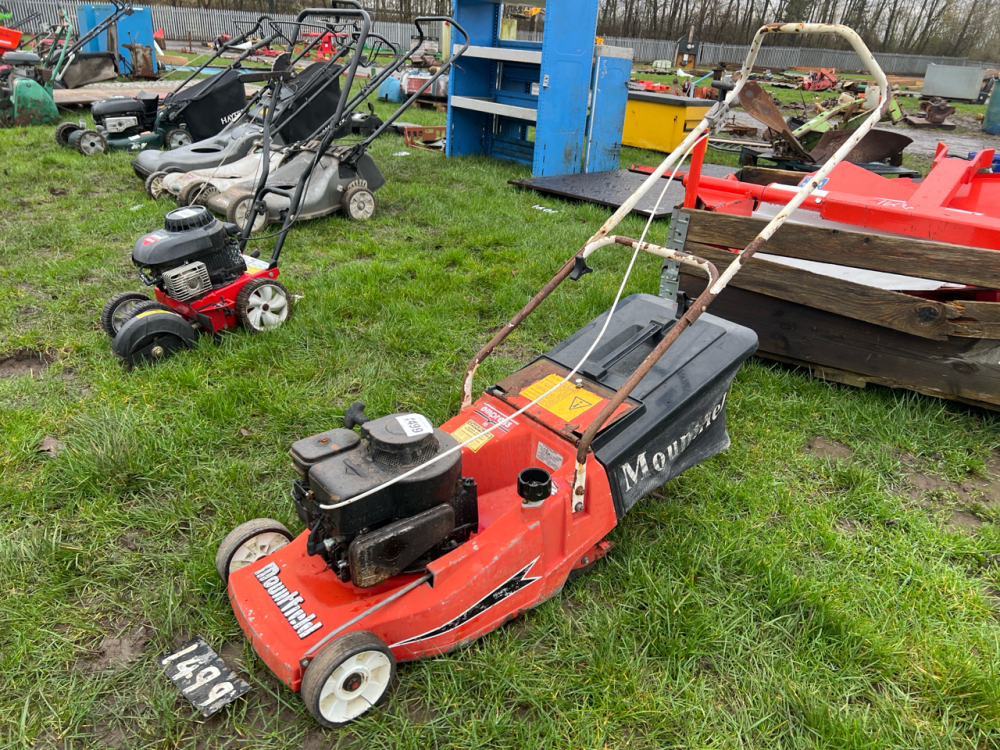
[129,5,367,181]
[210,22,894,730]
[55,16,283,156]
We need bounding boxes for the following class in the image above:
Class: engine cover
[103,115,139,134]
[309,414,463,534]
[289,412,478,586]
[132,206,245,293]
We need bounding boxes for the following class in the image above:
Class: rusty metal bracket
[660,207,690,301]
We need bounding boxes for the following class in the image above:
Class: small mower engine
[290,408,478,588]
[132,205,246,300]
[91,92,159,137]
[0,51,46,85]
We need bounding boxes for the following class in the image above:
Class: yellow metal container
[622,91,713,153]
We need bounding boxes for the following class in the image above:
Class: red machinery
[212,21,896,729]
[685,144,1000,253]
[218,248,757,727]
[802,68,838,91]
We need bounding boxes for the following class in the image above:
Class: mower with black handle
[155,25,409,207]
[55,15,286,156]
[201,17,469,231]
[46,0,132,89]
[130,4,368,182]
[101,42,369,367]
[209,23,892,728]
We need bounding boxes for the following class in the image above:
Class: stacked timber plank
[677,209,1000,410]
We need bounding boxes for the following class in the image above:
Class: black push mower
[54,16,286,155]
[130,4,369,182]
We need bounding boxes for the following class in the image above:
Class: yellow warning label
[519,373,602,421]
[451,420,494,453]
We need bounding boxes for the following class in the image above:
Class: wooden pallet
[677,208,1000,410]
[410,97,448,112]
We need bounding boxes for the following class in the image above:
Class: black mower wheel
[55,121,80,148]
[341,185,376,221]
[100,291,150,338]
[110,306,196,368]
[144,171,170,199]
[215,518,293,583]
[300,631,395,728]
[164,128,193,150]
[75,129,107,156]
[179,180,216,207]
[236,277,292,332]
[226,195,268,233]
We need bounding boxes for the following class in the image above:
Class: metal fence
[697,41,995,77]
[6,0,998,75]
[5,0,417,47]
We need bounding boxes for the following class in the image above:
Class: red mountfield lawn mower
[212,23,890,729]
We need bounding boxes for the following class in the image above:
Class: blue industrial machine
[77,3,157,76]
[446,0,627,177]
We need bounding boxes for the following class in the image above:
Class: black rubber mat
[509,165,737,218]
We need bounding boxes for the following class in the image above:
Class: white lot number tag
[159,637,251,717]
[396,413,434,437]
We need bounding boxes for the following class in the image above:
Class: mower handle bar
[349,16,470,153]
[236,8,373,255]
[254,15,467,268]
[461,23,892,479]
[305,14,466,152]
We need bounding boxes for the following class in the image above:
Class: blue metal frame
[447,0,602,177]
[77,3,158,75]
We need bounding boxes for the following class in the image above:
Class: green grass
[1,91,999,749]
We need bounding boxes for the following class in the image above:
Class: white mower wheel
[341,185,376,221]
[76,129,107,156]
[236,278,292,333]
[300,631,395,728]
[214,518,293,583]
[226,195,268,234]
[100,291,150,337]
[179,180,216,207]
[144,171,170,200]
[165,128,193,150]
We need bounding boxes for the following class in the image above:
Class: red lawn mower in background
[101,6,376,367]
[209,20,892,731]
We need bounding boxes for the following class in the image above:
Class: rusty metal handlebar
[459,23,892,502]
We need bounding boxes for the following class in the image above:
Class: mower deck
[229,387,618,690]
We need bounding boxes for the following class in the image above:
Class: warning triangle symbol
[568,396,592,411]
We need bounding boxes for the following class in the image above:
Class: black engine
[290,405,478,588]
[92,92,158,137]
[132,205,246,301]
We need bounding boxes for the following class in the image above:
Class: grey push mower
[174,18,470,231]
[130,4,368,182]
